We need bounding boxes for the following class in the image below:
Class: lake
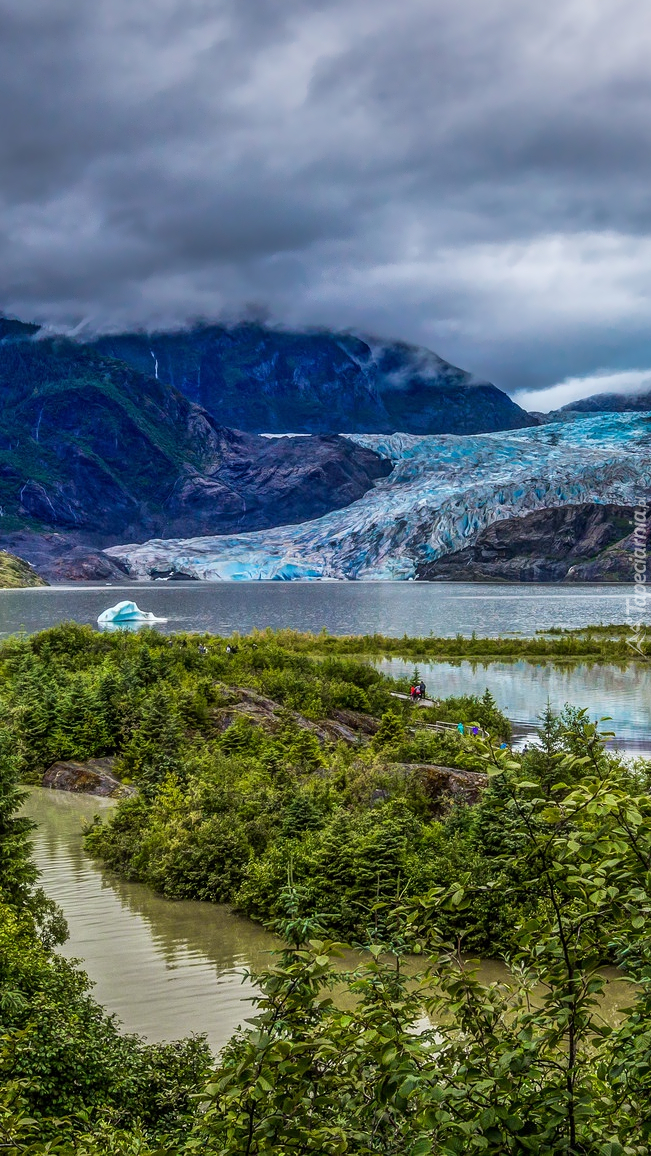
[0,580,646,639]
[378,658,651,755]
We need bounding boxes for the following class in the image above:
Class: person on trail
[418,680,426,698]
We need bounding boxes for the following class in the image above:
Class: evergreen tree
[372,710,406,749]
[118,686,183,792]
[0,716,38,907]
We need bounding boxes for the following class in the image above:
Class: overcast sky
[1,0,651,406]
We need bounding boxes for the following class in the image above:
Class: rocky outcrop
[416,504,647,582]
[212,686,367,746]
[396,763,487,810]
[90,324,535,436]
[0,533,129,583]
[0,330,390,560]
[0,550,47,587]
[42,757,134,797]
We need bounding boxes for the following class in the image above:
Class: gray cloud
[1,0,651,393]
[514,369,651,412]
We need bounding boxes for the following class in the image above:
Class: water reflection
[24,788,276,1053]
[26,787,632,1052]
[377,658,651,755]
[2,581,649,640]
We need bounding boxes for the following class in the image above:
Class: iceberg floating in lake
[105,413,651,582]
[97,600,167,630]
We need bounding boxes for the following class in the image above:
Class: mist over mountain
[89,325,535,435]
[2,317,645,585]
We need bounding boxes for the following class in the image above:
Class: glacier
[106,413,651,581]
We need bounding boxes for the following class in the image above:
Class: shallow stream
[26,788,632,1053]
[25,788,275,1053]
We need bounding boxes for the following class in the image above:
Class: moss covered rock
[0,550,48,587]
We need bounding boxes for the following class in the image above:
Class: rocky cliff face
[0,331,390,576]
[416,504,645,582]
[90,325,535,435]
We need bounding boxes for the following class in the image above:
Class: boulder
[396,763,487,810]
[42,757,134,798]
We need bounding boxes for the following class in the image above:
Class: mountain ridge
[3,316,642,585]
[0,329,390,576]
[88,323,535,435]
[561,390,651,413]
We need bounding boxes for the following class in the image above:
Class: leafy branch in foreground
[4,626,651,1152]
[190,719,651,1155]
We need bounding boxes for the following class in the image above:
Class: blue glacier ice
[106,413,651,581]
[97,601,168,629]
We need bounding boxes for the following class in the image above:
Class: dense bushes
[5,624,651,1151]
[3,623,637,956]
[188,742,651,1156]
[217,624,649,660]
[0,620,622,955]
[0,623,512,941]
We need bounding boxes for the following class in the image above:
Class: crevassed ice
[106,414,651,581]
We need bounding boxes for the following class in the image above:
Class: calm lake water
[25,788,275,1053]
[0,580,647,639]
[378,659,651,755]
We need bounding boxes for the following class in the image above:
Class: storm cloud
[1,0,651,396]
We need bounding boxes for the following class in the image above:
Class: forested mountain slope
[0,328,389,574]
[90,324,535,435]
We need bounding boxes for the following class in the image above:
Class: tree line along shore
[206,624,649,661]
[2,623,651,1153]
